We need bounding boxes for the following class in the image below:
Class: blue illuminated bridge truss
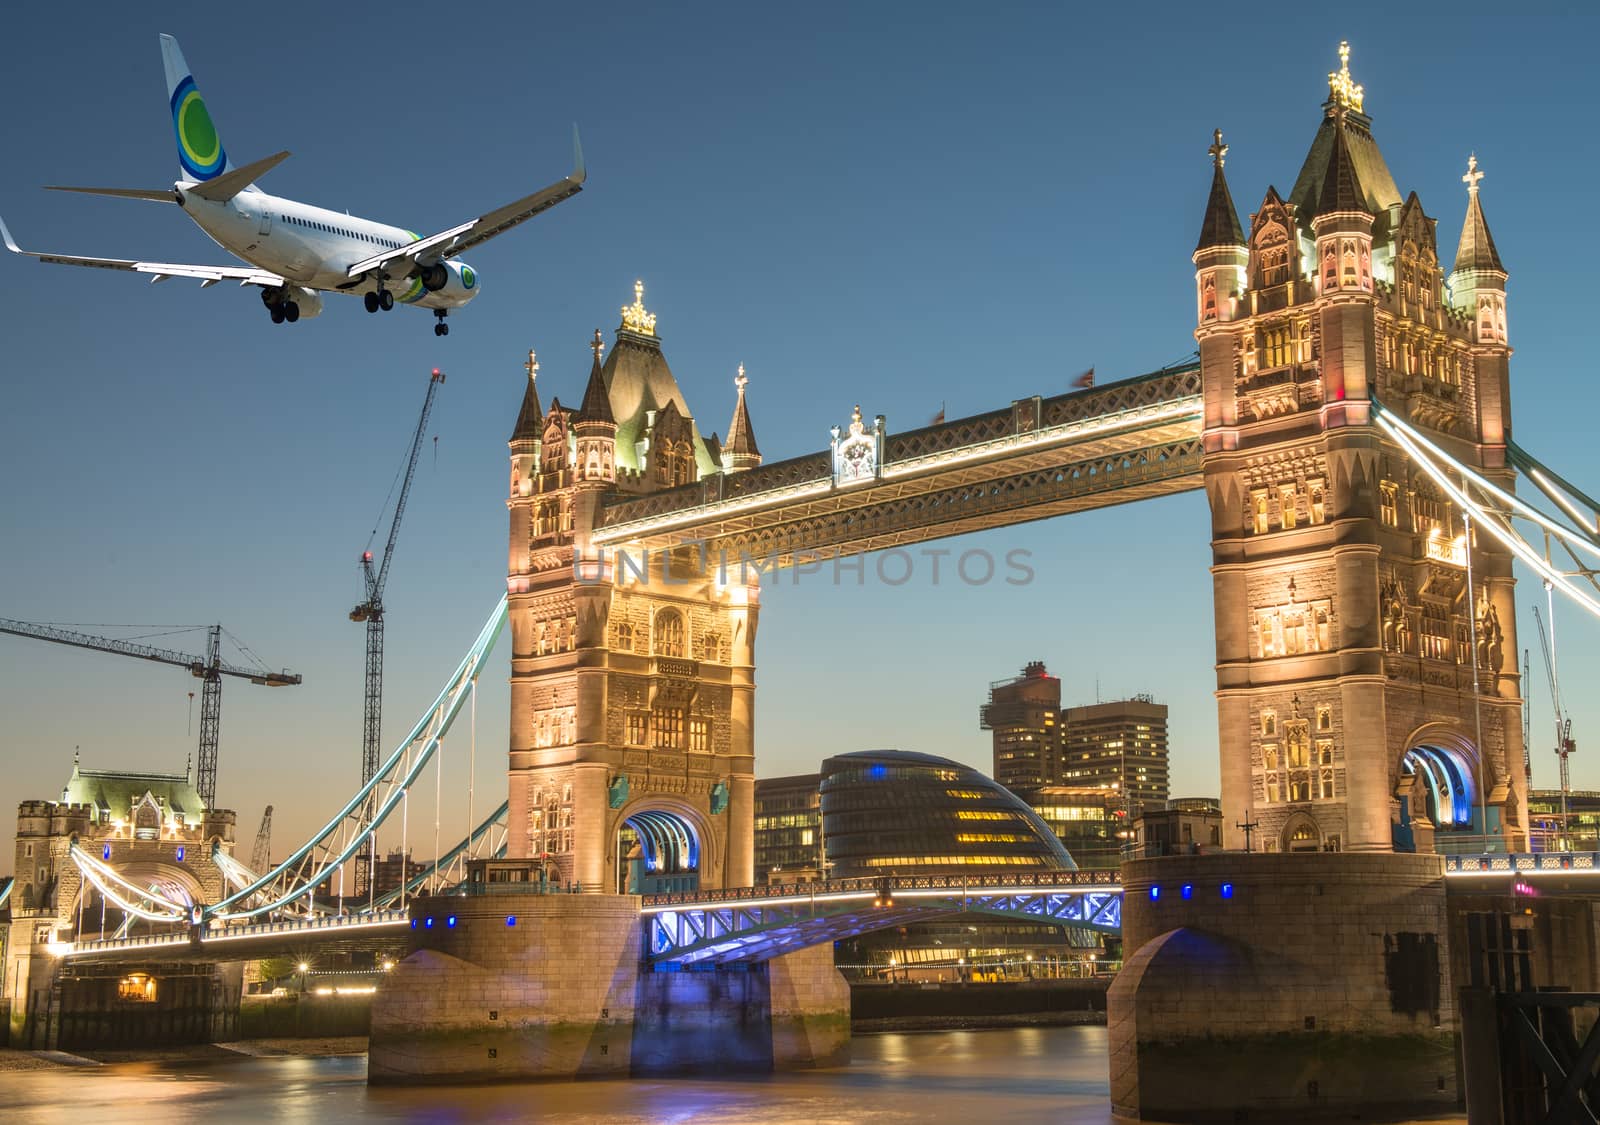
[641,871,1122,966]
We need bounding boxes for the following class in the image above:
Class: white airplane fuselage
[179,187,480,310]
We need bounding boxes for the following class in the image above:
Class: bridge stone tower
[1196,45,1524,855]
[505,284,761,893]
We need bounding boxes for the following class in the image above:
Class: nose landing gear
[433,309,450,337]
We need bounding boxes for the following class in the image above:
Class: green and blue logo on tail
[160,34,230,183]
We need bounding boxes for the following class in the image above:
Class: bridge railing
[1444,852,1600,875]
[62,908,413,956]
[640,868,1120,908]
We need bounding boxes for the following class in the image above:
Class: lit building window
[1286,722,1310,769]
[653,609,686,658]
[119,974,158,1003]
[1309,481,1326,524]
[1380,482,1398,528]
[1319,769,1335,800]
[627,712,649,746]
[1252,490,1270,534]
[1264,325,1292,368]
[614,621,635,652]
[653,707,685,750]
[688,717,710,753]
[1316,705,1332,733]
[1316,739,1334,766]
[1261,711,1277,737]
[1280,485,1298,530]
[1262,743,1279,771]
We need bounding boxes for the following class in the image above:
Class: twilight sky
[3,1,1599,873]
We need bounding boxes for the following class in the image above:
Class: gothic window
[1261,710,1278,737]
[1266,777,1281,804]
[1321,244,1336,290]
[134,798,161,841]
[1289,779,1312,802]
[1252,491,1270,535]
[699,631,722,663]
[1286,722,1310,768]
[1379,482,1399,527]
[672,441,695,487]
[1264,326,1292,369]
[1282,609,1309,655]
[1360,245,1372,290]
[1341,241,1358,286]
[614,622,635,652]
[1279,485,1298,530]
[1260,245,1291,288]
[1262,743,1280,771]
[689,717,710,753]
[1309,480,1326,524]
[1257,612,1277,658]
[653,706,685,750]
[1319,769,1336,800]
[1316,705,1332,733]
[1202,273,1218,321]
[628,712,649,746]
[1315,607,1331,651]
[654,609,686,658]
[1316,738,1334,766]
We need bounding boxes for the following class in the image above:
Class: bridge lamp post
[297,961,309,993]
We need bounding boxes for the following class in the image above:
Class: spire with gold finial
[723,362,762,472]
[510,346,544,443]
[1195,127,1244,252]
[576,328,614,426]
[1327,40,1365,114]
[620,279,657,336]
[1454,152,1504,274]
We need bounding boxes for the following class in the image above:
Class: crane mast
[0,618,300,808]
[252,804,274,872]
[1532,597,1577,848]
[351,369,445,853]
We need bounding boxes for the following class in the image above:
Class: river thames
[3,1026,1118,1124]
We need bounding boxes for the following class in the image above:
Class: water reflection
[1,1027,1116,1125]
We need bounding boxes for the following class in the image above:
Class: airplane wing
[345,126,585,281]
[0,212,283,288]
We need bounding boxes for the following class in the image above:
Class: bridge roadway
[49,854,1600,966]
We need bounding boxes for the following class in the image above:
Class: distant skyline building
[980,662,1171,809]
[753,773,823,883]
[979,662,1061,790]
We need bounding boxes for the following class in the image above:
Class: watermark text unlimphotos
[573,544,1034,588]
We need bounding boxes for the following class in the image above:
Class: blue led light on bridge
[1221,882,1234,899]
[410,919,417,929]
[175,846,185,861]
[447,915,457,928]
[1181,883,1193,900]
[507,915,517,927]
[102,843,112,860]
[424,917,434,929]
[1148,886,1160,900]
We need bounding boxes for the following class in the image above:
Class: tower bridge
[14,41,1600,1117]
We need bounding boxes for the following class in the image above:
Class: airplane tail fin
[161,33,234,183]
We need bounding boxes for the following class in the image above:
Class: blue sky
[3,2,1599,870]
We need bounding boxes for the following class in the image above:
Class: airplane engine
[419,260,481,304]
[418,262,449,292]
[290,286,324,319]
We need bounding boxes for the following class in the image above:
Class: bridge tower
[505,285,761,892]
[1196,45,1524,854]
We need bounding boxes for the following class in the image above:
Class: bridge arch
[614,797,713,895]
[1397,724,1484,845]
[1279,811,1323,853]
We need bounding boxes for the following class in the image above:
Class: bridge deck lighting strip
[593,397,1202,545]
[640,890,877,914]
[1374,412,1600,624]
[1375,403,1600,566]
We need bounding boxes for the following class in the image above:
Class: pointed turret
[1453,154,1504,274]
[1195,130,1245,253]
[572,330,616,485]
[722,364,762,473]
[510,348,543,443]
[1314,114,1370,218]
[1193,129,1249,331]
[576,330,614,426]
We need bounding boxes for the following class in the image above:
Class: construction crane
[351,368,446,832]
[0,620,300,809]
[252,805,274,873]
[1532,598,1577,848]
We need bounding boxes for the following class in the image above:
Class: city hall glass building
[819,749,1076,875]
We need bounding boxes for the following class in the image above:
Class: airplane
[0,34,584,336]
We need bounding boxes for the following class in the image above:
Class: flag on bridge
[1072,368,1095,390]
[931,402,945,425]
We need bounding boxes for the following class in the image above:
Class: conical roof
[1288,110,1399,231]
[1454,157,1504,273]
[1314,114,1371,218]
[575,330,614,427]
[724,366,761,462]
[510,349,542,443]
[1195,131,1245,252]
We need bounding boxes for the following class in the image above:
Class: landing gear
[364,288,397,314]
[364,291,380,314]
[283,302,300,323]
[270,304,285,324]
[263,286,298,325]
[433,309,450,337]
[379,289,394,311]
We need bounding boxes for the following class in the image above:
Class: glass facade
[820,749,1077,877]
[754,773,824,882]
